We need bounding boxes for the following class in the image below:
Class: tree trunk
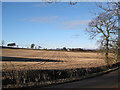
[105,38,109,65]
[118,2,120,62]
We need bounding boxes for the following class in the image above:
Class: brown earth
[1,48,116,71]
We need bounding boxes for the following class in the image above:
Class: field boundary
[28,66,120,88]
[2,62,120,89]
[0,46,96,52]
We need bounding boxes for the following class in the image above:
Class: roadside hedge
[2,62,120,88]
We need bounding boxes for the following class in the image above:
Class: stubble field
[1,48,108,71]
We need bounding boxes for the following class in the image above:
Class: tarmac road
[25,68,120,90]
[43,69,120,88]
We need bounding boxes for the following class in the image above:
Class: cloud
[22,16,60,23]
[32,3,53,7]
[22,16,91,30]
[32,4,46,7]
[58,20,91,30]
[71,34,80,38]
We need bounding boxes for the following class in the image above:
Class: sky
[2,2,103,49]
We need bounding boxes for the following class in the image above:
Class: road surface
[26,68,120,89]
[44,69,120,88]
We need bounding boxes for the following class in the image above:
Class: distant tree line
[1,40,94,52]
[56,47,85,52]
[1,40,42,49]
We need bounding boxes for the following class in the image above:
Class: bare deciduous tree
[38,46,42,49]
[1,40,5,46]
[31,44,35,49]
[86,2,119,65]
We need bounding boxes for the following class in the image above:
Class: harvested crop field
[1,48,108,71]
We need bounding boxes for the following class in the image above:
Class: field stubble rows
[1,49,108,71]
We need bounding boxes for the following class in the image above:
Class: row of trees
[30,44,42,49]
[0,40,42,49]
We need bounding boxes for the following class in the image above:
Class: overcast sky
[2,2,103,49]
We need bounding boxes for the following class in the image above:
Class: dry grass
[1,48,108,71]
